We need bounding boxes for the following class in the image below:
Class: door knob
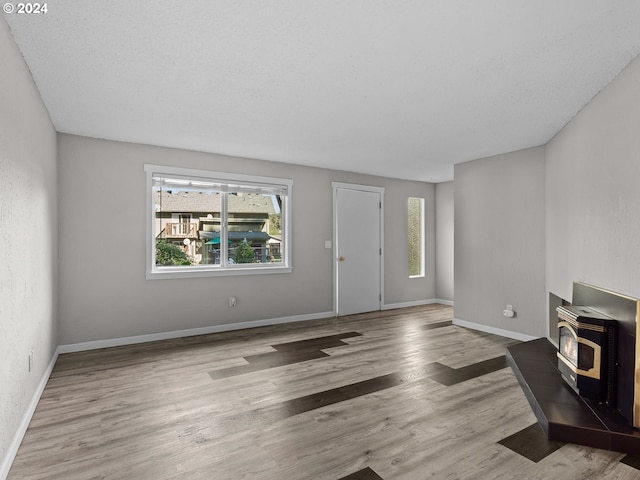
[339,256,345,262]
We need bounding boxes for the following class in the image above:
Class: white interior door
[334,184,383,316]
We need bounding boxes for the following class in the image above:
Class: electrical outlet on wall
[229,297,237,307]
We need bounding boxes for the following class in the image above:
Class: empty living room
[2,2,640,479]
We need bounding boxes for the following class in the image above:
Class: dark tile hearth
[507,338,640,454]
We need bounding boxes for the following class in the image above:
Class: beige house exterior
[154,190,281,264]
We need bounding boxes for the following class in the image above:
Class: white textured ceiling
[4,1,640,182]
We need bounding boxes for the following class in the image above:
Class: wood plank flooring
[8,304,640,479]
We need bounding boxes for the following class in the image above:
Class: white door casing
[333,183,384,316]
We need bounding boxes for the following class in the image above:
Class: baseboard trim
[453,318,539,342]
[382,298,452,310]
[1,348,59,480]
[435,298,454,306]
[58,311,336,354]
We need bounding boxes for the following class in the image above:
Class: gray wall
[546,54,640,304]
[57,134,435,345]
[454,146,546,338]
[435,181,454,302]
[0,18,58,475]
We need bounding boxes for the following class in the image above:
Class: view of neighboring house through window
[408,197,425,278]
[145,164,292,278]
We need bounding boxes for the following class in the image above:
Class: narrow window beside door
[408,197,424,278]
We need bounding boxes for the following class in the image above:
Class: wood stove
[508,282,640,453]
[557,305,617,406]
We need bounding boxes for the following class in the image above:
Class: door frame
[332,182,385,316]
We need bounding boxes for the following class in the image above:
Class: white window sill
[146,265,293,280]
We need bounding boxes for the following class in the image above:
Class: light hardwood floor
[8,305,640,479]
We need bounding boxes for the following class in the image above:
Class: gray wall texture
[453,53,640,340]
[57,134,436,345]
[546,54,640,305]
[435,181,454,302]
[454,147,546,338]
[0,18,58,475]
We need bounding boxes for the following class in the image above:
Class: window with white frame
[408,197,424,278]
[145,164,292,279]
